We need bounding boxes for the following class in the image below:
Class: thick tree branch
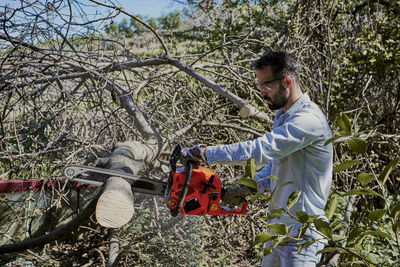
[165,56,272,123]
[103,79,162,147]
[201,121,264,137]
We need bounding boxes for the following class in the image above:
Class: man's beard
[263,84,288,110]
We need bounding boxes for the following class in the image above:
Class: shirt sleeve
[206,112,324,164]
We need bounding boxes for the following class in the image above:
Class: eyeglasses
[256,78,280,91]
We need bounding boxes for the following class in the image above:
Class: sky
[2,0,187,38]
[5,0,186,23]
[106,0,185,18]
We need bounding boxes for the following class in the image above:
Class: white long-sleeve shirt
[206,94,333,237]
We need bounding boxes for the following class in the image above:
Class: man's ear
[283,76,293,89]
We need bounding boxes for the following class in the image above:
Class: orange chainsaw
[64,144,247,217]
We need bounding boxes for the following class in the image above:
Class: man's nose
[260,87,269,97]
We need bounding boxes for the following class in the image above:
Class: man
[181,50,333,266]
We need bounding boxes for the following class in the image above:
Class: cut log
[95,141,154,228]
[96,177,134,228]
[95,141,160,228]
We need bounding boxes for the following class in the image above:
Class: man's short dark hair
[253,50,300,81]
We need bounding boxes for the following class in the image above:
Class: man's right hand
[180,144,207,168]
[222,184,256,206]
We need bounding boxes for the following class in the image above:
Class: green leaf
[378,158,399,185]
[260,194,272,202]
[306,215,320,223]
[360,230,393,240]
[317,247,342,254]
[314,219,332,238]
[358,173,374,186]
[254,232,276,245]
[245,158,256,179]
[325,194,338,220]
[249,194,261,203]
[287,190,300,210]
[267,223,287,235]
[295,211,309,224]
[344,189,382,198]
[332,234,346,242]
[368,209,386,221]
[390,203,400,221]
[296,225,308,238]
[333,160,363,172]
[332,222,347,232]
[263,246,273,256]
[270,209,283,215]
[348,228,364,242]
[235,178,257,189]
[297,239,317,253]
[266,209,285,220]
[348,138,368,154]
[337,112,352,133]
[274,236,294,247]
[392,221,400,234]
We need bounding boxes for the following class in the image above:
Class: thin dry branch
[88,0,169,55]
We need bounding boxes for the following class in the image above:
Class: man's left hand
[180,144,207,168]
[222,184,256,206]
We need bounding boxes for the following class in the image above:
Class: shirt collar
[276,93,310,118]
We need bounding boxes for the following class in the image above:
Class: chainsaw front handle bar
[171,160,193,217]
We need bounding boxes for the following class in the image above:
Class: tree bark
[107,228,121,267]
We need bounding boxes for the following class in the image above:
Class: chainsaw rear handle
[171,160,193,217]
[219,201,247,215]
[217,190,248,215]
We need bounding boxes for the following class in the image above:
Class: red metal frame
[0,178,97,194]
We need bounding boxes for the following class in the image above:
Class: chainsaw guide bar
[63,164,166,196]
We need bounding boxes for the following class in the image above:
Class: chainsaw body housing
[165,165,247,216]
